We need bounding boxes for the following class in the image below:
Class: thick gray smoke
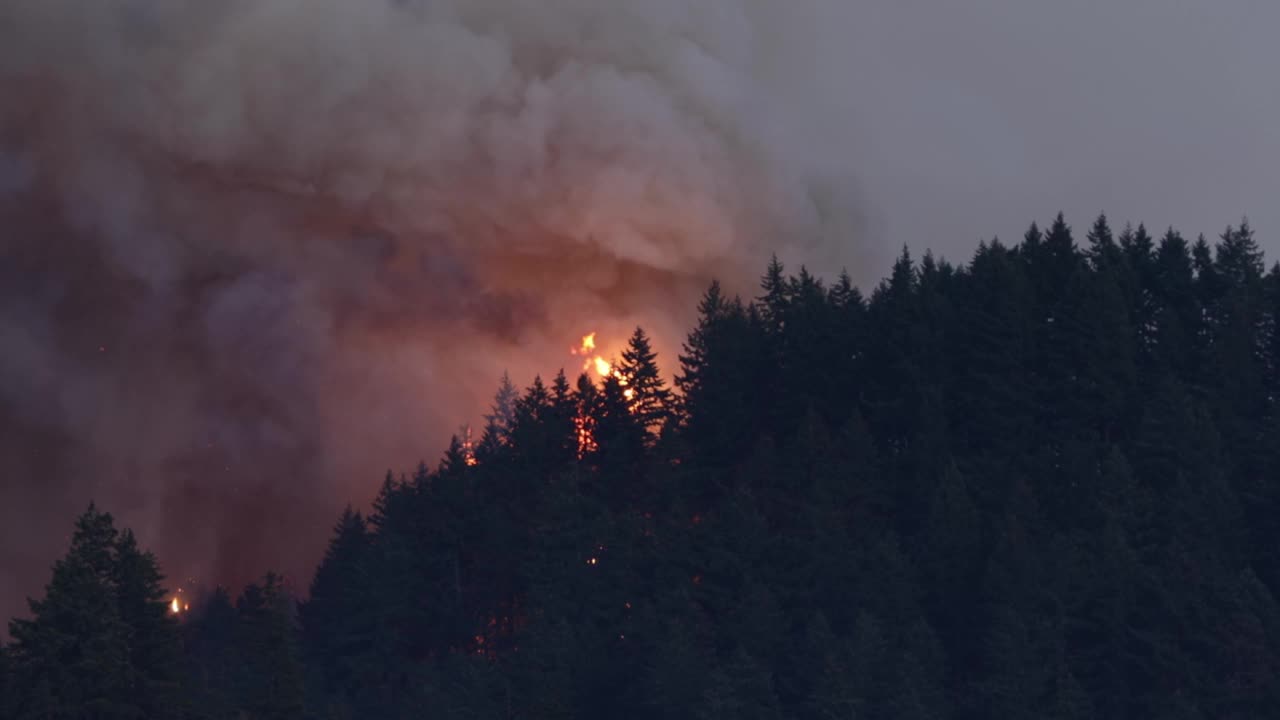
[0,0,876,622]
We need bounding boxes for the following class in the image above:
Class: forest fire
[572,333,610,378]
[569,331,641,455]
[168,589,190,615]
[575,414,598,457]
[573,332,635,399]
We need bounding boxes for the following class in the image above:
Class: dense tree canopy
[8,214,1280,719]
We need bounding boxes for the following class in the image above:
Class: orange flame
[573,331,619,379]
[573,331,633,385]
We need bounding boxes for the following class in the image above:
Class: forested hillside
[6,214,1280,719]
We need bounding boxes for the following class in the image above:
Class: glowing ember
[461,425,479,467]
[170,597,180,614]
[575,414,598,457]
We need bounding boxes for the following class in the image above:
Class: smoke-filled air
[0,0,874,622]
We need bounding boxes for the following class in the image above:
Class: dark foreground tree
[5,504,183,719]
[236,573,305,720]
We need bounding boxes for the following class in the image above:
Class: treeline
[6,213,1280,718]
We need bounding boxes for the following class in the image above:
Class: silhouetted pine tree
[6,505,172,719]
[183,586,240,719]
[235,573,304,720]
[300,507,375,715]
[114,529,184,717]
[618,326,673,438]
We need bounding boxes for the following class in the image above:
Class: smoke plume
[0,0,876,622]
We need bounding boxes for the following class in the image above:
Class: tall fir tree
[114,529,184,718]
[235,573,305,720]
[618,326,674,438]
[300,507,375,712]
[7,506,130,719]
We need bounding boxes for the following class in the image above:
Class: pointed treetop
[921,250,939,277]
[1087,213,1113,248]
[1159,227,1187,256]
[1216,219,1264,283]
[830,269,855,307]
[484,372,518,435]
[699,279,725,317]
[1192,234,1214,274]
[440,434,471,473]
[1023,221,1043,248]
[760,254,790,328]
[336,504,364,530]
[884,245,916,296]
[762,253,785,291]
[575,371,598,401]
[620,326,673,434]
[552,369,572,402]
[1045,212,1075,252]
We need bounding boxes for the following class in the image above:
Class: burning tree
[566,327,674,457]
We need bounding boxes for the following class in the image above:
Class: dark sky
[1,0,1276,627]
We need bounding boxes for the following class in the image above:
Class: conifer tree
[676,282,766,470]
[477,372,518,461]
[1086,213,1119,271]
[758,254,789,334]
[6,505,137,719]
[546,369,580,467]
[236,573,304,720]
[591,371,647,506]
[184,586,240,719]
[114,528,184,717]
[301,507,374,706]
[618,326,673,437]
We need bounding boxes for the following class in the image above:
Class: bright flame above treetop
[573,332,625,384]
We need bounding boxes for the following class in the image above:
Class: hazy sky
[840,1,1279,260]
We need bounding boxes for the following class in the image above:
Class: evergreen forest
[6,214,1280,719]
